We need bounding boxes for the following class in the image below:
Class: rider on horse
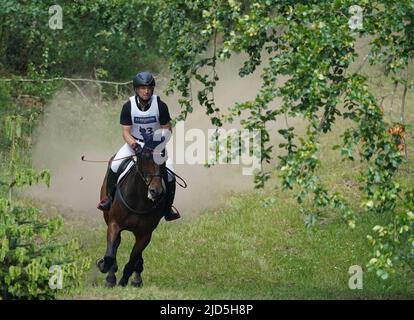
[97,71,181,221]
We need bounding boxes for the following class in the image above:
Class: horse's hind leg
[118,233,151,287]
[131,253,143,287]
[97,222,121,274]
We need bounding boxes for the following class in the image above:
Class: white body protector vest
[112,94,173,181]
[130,95,161,141]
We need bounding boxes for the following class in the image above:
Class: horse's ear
[139,128,152,144]
[139,127,148,142]
[132,143,142,158]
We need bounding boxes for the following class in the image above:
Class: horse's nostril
[149,187,162,199]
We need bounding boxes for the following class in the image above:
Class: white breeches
[110,140,174,182]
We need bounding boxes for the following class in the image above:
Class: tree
[151,0,414,279]
[0,196,90,299]
[0,0,161,82]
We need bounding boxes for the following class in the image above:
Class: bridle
[116,145,167,214]
[135,146,164,187]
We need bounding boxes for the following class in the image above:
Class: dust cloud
[28,53,296,222]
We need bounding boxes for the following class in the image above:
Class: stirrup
[165,206,181,221]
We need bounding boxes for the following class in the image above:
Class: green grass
[56,60,414,300]
[60,185,414,300]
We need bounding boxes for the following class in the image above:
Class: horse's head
[136,129,167,201]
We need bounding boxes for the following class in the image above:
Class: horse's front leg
[105,234,121,287]
[105,258,118,288]
[97,222,121,274]
[118,233,151,287]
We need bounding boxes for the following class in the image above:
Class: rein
[81,152,188,188]
[116,182,166,214]
[166,167,187,188]
[115,149,167,215]
[82,142,188,214]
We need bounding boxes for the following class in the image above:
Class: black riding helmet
[133,71,155,88]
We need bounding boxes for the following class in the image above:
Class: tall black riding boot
[164,177,180,221]
[97,169,117,211]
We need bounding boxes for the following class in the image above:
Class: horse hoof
[105,274,117,288]
[131,274,143,288]
[118,279,128,287]
[131,279,143,288]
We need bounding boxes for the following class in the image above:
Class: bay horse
[96,133,168,287]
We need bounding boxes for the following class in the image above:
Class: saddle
[116,157,135,185]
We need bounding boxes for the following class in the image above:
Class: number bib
[130,95,161,140]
